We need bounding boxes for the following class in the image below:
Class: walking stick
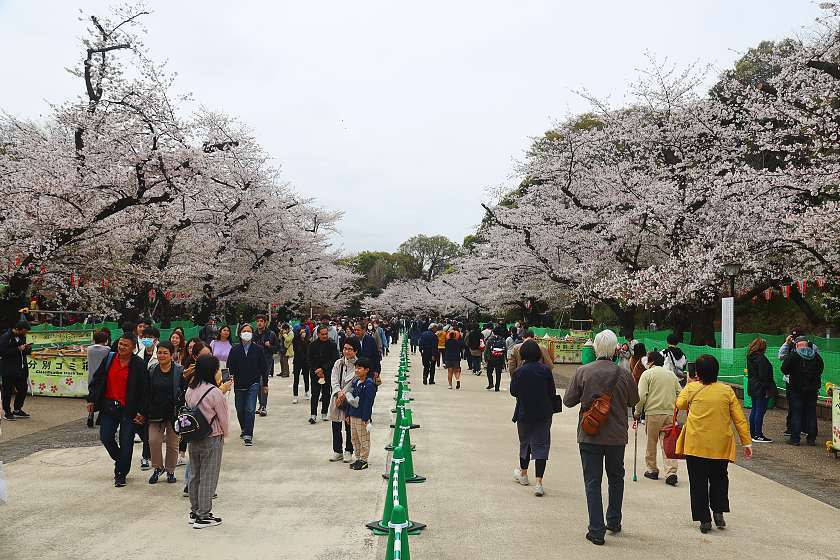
[632,418,638,482]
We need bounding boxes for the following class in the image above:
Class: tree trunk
[571,302,592,320]
[790,284,821,326]
[689,305,717,347]
[670,306,691,344]
[601,299,636,340]
[616,305,637,340]
[525,300,548,328]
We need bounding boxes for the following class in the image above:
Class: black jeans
[685,455,729,522]
[310,373,330,416]
[486,360,503,390]
[421,352,435,383]
[578,443,625,538]
[99,411,137,477]
[292,361,310,396]
[332,420,354,454]
[788,390,818,443]
[1,373,28,413]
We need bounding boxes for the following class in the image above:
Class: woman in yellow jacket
[675,355,753,534]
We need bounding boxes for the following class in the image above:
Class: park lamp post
[723,262,742,298]
[721,262,742,350]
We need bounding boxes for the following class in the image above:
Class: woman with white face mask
[225,323,269,447]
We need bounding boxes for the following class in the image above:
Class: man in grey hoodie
[781,336,824,446]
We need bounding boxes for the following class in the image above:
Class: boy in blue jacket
[345,357,377,470]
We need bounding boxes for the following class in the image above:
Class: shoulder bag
[580,367,620,436]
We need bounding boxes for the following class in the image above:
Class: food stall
[535,321,593,365]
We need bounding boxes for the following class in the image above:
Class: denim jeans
[99,411,137,477]
[258,356,273,409]
[788,390,818,443]
[234,383,259,437]
[749,396,769,438]
[578,443,625,538]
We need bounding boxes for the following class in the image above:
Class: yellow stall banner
[27,354,89,397]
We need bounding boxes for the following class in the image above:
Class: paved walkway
[1,350,839,559]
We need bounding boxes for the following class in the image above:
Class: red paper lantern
[782,285,791,299]
[763,288,773,301]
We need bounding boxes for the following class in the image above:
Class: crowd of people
[0,311,828,541]
[76,314,396,529]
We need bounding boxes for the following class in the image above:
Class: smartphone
[686,362,696,377]
[221,368,231,382]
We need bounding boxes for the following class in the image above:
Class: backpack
[174,386,216,443]
[490,337,506,360]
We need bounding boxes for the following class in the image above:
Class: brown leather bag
[580,369,620,436]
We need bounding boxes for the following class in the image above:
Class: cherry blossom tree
[0,2,357,325]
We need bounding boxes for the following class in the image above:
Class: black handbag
[552,394,563,414]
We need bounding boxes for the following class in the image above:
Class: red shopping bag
[661,408,686,460]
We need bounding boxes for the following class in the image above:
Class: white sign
[721,297,734,349]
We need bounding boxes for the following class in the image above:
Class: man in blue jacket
[226,324,268,446]
[352,322,381,382]
[418,324,439,385]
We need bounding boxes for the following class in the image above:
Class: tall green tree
[398,235,462,282]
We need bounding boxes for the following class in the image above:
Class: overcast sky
[0,1,823,253]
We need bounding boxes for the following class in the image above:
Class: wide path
[393,354,839,560]
[0,357,396,560]
[1,349,839,560]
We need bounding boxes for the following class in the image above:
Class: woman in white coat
[328,337,360,463]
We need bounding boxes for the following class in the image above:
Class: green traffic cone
[401,419,426,483]
[402,405,420,429]
[385,505,411,560]
[366,446,425,534]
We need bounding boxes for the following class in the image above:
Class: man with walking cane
[633,352,681,486]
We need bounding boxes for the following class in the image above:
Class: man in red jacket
[87,335,149,487]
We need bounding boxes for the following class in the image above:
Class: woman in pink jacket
[185,354,230,529]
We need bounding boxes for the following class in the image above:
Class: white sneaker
[176,455,187,467]
[343,452,354,463]
[329,452,344,462]
[305,391,311,399]
[292,397,298,404]
[534,483,545,497]
[321,413,328,422]
[134,433,142,443]
[513,468,530,486]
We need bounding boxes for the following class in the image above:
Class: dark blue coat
[227,342,269,390]
[355,334,381,374]
[509,361,556,423]
[418,330,438,354]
